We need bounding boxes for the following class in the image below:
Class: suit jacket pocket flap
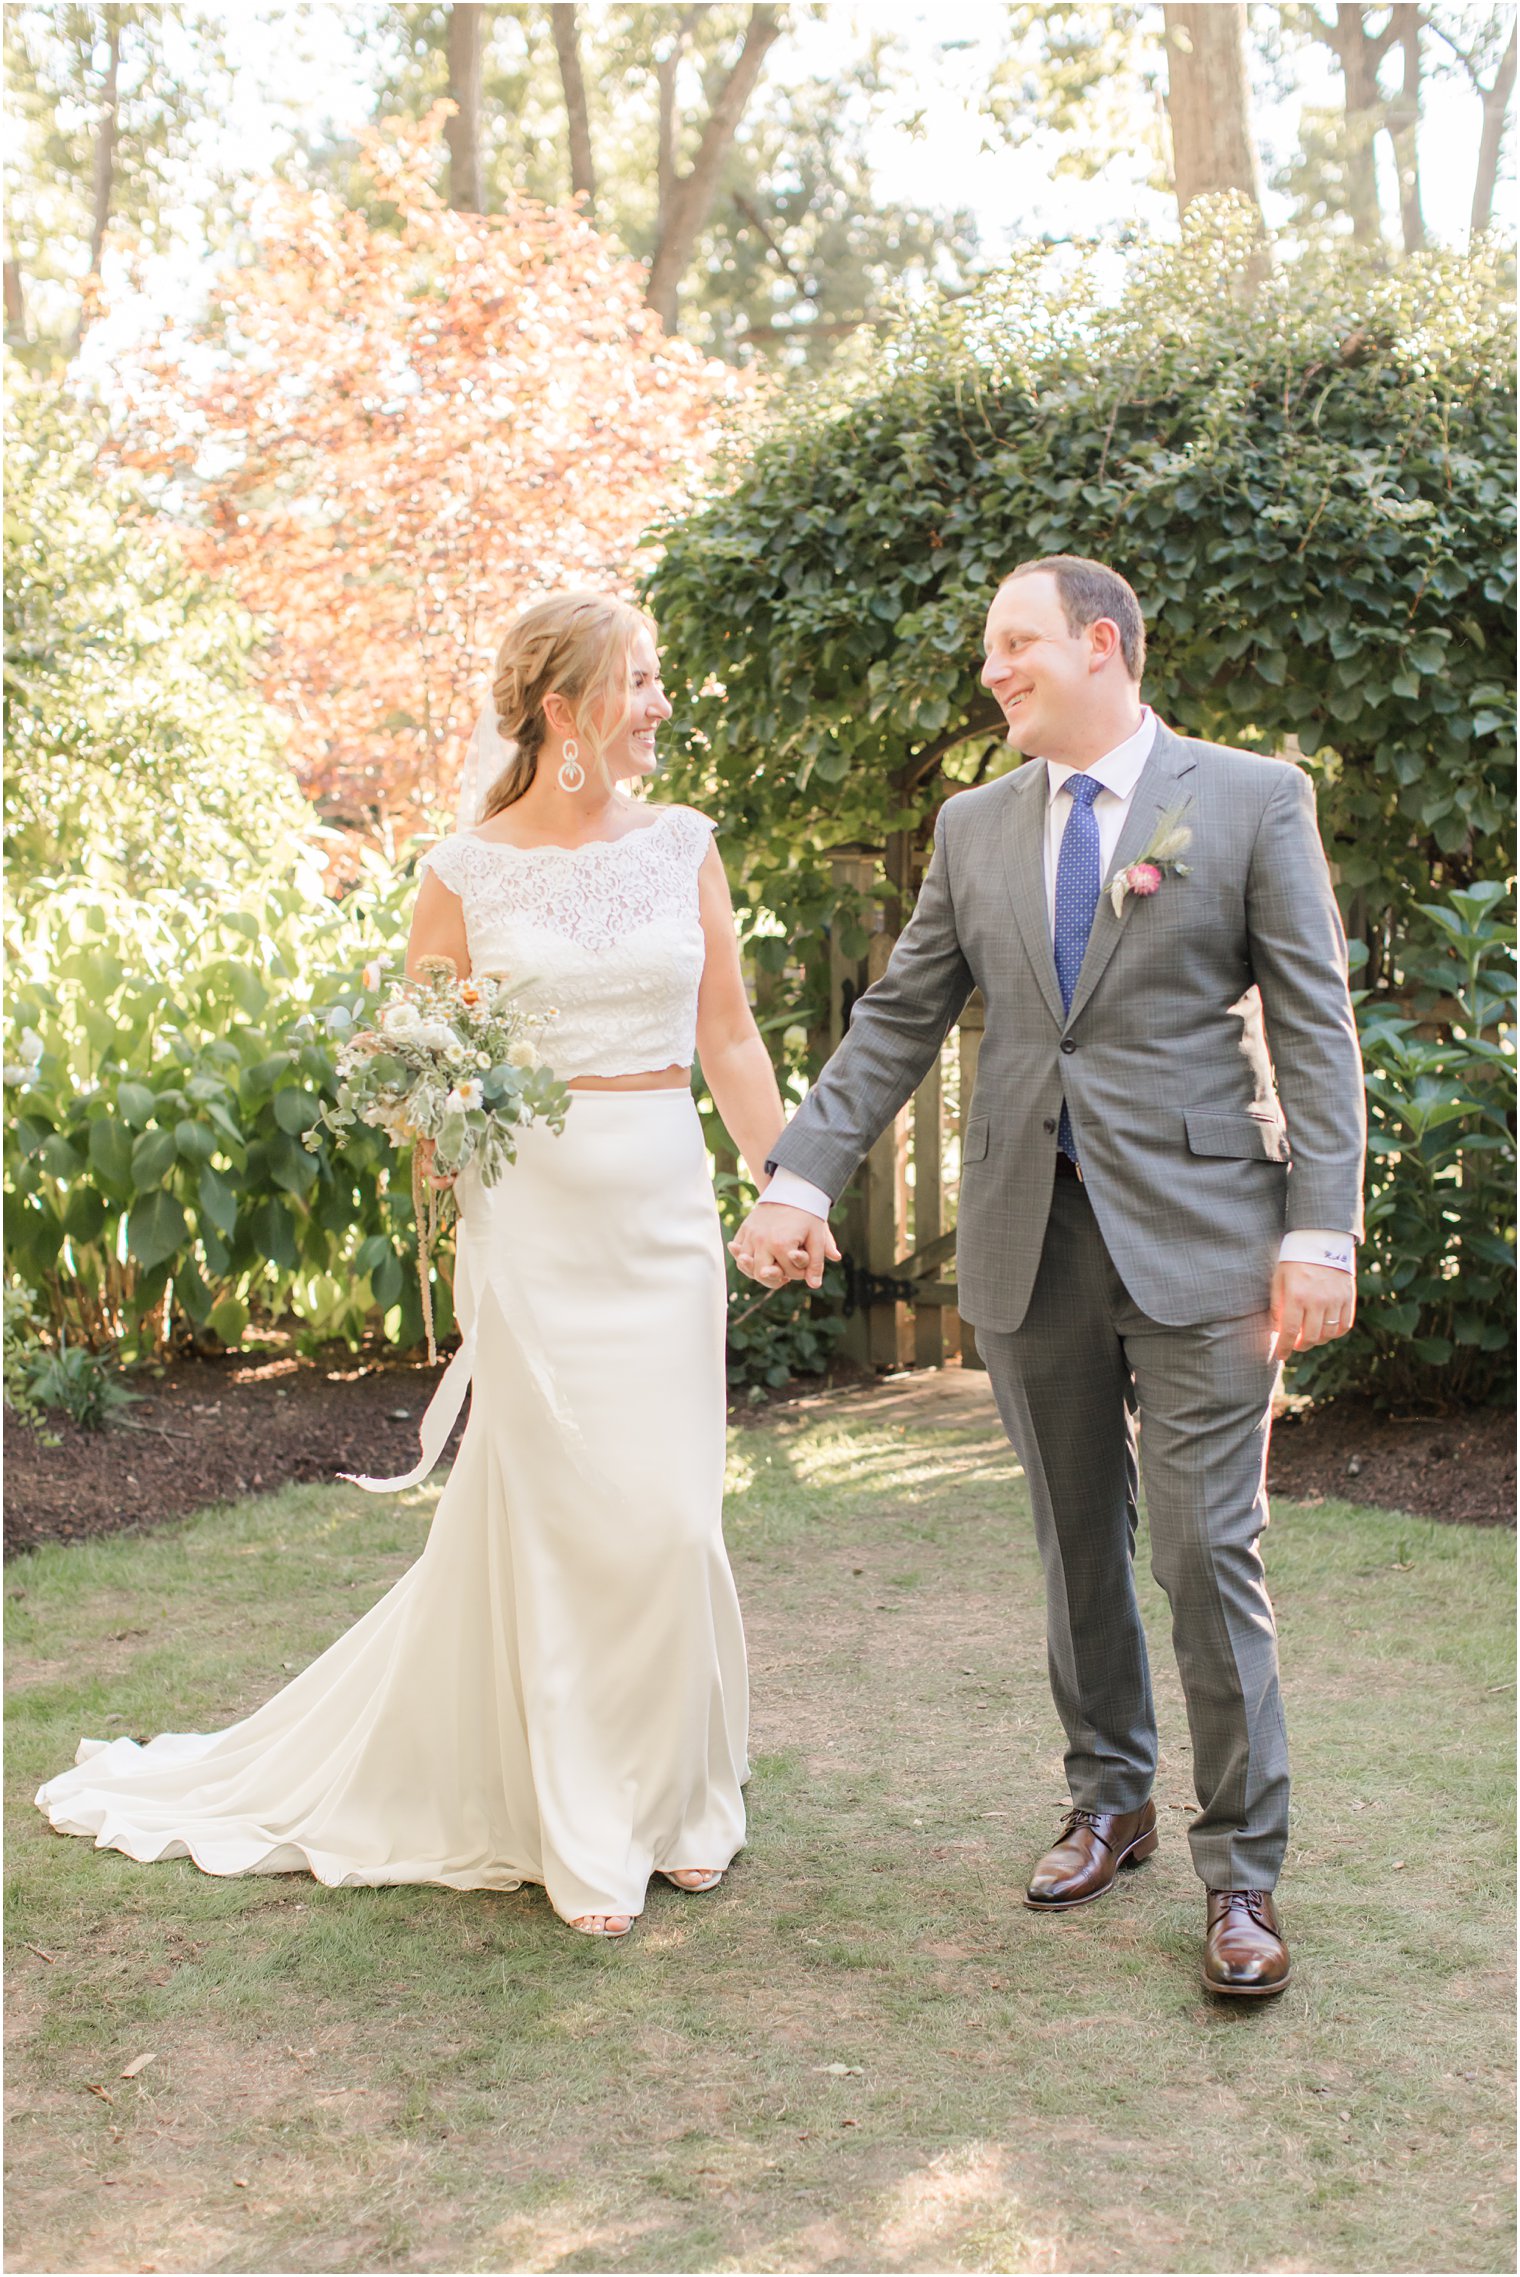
[962,1115,990,1164]
[1184,1109,1291,1163]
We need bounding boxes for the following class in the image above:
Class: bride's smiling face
[587,629,672,782]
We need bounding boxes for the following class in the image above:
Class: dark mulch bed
[4,1350,1514,1557]
[1263,1395,1514,1529]
[4,1349,464,1559]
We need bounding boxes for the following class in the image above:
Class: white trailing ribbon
[342,1245,477,1494]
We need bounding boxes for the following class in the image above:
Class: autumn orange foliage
[123,110,744,841]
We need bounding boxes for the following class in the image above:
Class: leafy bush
[3,1278,49,1427]
[3,1280,135,1432]
[4,373,308,897]
[3,847,457,1359]
[725,1264,848,1400]
[6,852,829,1388]
[706,1157,847,1397]
[12,1336,140,1431]
[1290,884,1515,1409]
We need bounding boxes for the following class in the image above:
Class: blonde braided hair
[480,592,653,820]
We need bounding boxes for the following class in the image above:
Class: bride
[37,591,795,1939]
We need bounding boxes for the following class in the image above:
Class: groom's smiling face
[980,571,1103,760]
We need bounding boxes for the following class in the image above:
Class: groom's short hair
[1001,556,1146,682]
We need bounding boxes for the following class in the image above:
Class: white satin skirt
[35,1090,750,1923]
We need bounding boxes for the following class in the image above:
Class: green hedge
[1292,884,1515,1409]
[647,220,1515,994]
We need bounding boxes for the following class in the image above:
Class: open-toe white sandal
[660,1869,725,1893]
[567,1912,634,1938]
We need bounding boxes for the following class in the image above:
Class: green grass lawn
[6,1405,1515,2276]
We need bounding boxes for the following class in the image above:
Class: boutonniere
[1108,808,1192,917]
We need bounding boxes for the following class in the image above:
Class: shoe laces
[1061,1807,1104,1835]
[1213,1888,1266,1921]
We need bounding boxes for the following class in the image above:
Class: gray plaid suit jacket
[769,722,1367,1332]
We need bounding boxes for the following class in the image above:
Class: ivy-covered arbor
[648,217,1515,1005]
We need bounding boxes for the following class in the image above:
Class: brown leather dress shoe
[1203,1889,1291,1996]
[1023,1800,1158,1910]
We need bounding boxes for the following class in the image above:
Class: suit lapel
[1062,722,1198,1029]
[998,762,1066,1028]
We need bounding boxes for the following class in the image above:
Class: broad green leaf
[249,1197,299,1272]
[208,1295,249,1345]
[62,1186,108,1242]
[126,1189,188,1272]
[227,965,269,1018]
[38,1134,84,1180]
[130,1128,179,1190]
[268,1131,318,1196]
[87,1116,134,1186]
[197,1164,238,1238]
[116,1082,156,1129]
[272,1087,317,1135]
[372,1251,404,1308]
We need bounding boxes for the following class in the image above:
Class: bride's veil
[457,703,515,829]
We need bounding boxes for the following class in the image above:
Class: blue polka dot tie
[1053,772,1104,1164]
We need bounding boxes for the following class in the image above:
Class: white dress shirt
[762,707,1353,1274]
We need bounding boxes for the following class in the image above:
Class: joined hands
[730,1202,841,1291]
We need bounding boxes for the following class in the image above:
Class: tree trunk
[4,257,26,342]
[1161,3,1264,220]
[86,6,122,277]
[550,3,596,215]
[644,3,784,334]
[1471,18,1518,236]
[1314,2,1401,246]
[1385,4,1425,254]
[70,2,121,356]
[655,28,685,253]
[445,3,486,213]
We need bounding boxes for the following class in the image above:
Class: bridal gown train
[36,806,750,1924]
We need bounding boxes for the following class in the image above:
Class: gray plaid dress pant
[976,1175,1290,1892]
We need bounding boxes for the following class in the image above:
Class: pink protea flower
[1125,861,1164,895]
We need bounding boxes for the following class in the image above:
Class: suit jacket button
[1060,1038,1077,1055]
[1042,1116,1057,1134]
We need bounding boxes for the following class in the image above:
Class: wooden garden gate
[825,841,986,1373]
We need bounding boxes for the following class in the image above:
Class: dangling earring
[557,738,585,794]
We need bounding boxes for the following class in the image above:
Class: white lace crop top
[416,804,716,1081]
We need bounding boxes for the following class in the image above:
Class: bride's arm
[693,843,793,1195]
[406,871,471,981]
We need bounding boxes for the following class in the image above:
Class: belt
[1054,1152,1083,1181]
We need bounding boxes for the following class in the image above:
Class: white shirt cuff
[759,1168,833,1220]
[1279,1231,1355,1274]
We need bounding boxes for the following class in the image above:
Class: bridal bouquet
[301,956,570,1356]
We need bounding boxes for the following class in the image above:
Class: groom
[734,557,1365,1997]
